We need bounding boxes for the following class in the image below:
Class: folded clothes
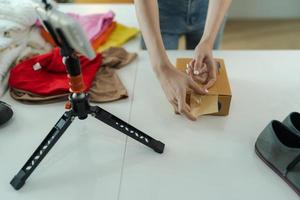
[91,22,116,50]
[68,11,114,42]
[10,67,128,104]
[9,47,137,103]
[37,11,138,53]
[40,21,117,51]
[97,23,139,52]
[9,48,101,96]
[38,11,115,47]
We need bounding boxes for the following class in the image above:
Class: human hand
[186,41,217,89]
[155,62,208,121]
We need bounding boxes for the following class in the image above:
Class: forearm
[201,0,232,47]
[134,0,170,71]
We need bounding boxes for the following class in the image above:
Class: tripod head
[36,1,95,59]
[35,1,96,93]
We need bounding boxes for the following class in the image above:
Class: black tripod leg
[10,111,74,190]
[90,106,165,154]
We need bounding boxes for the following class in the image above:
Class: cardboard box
[176,58,232,116]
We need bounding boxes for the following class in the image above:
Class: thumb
[188,77,208,95]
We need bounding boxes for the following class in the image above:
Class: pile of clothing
[0,0,52,96]
[9,47,137,103]
[37,10,139,52]
[0,0,140,104]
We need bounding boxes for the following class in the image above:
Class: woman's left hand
[186,41,217,90]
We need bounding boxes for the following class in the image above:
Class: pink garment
[36,11,115,41]
[67,11,114,41]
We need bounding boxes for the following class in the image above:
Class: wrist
[152,58,172,73]
[199,36,214,49]
[152,59,174,80]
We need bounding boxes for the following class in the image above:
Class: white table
[1,3,300,200]
[0,54,137,200]
[119,50,300,200]
[1,50,300,200]
[1,4,140,200]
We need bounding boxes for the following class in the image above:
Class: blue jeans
[141,0,226,50]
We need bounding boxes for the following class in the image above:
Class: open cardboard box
[176,58,232,116]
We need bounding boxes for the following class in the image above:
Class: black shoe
[283,112,300,136]
[0,101,13,126]
[255,120,300,196]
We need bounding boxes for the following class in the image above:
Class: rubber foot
[10,170,26,190]
[152,140,165,154]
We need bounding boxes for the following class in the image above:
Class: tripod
[10,5,165,191]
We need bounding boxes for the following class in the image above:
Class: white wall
[228,0,300,19]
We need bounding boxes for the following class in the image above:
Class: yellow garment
[97,23,139,52]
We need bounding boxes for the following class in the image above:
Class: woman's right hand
[154,62,208,121]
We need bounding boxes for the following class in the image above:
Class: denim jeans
[141,0,226,50]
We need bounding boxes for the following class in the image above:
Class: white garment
[0,0,53,96]
[0,73,9,97]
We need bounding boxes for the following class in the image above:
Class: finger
[198,63,208,74]
[171,102,180,114]
[188,78,208,95]
[204,57,217,89]
[177,92,196,121]
[204,78,216,89]
[186,60,195,75]
[185,65,191,75]
[206,57,217,75]
[202,72,209,82]
[188,66,196,79]
[194,55,204,75]
[173,99,192,116]
[186,102,191,112]
[182,105,197,121]
[191,63,208,83]
[192,72,208,83]
[192,73,207,84]
[188,59,196,70]
[169,97,180,114]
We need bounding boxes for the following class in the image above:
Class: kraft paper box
[176,58,232,117]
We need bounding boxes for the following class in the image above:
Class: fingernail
[205,89,209,93]
[194,70,200,75]
[186,69,189,74]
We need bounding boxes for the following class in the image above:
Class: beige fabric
[10,88,68,104]
[89,67,128,102]
[102,47,137,69]
[10,47,137,104]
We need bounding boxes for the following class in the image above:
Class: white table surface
[1,50,300,200]
[1,3,300,200]
[119,50,300,200]
[0,56,138,200]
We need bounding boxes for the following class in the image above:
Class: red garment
[9,48,101,96]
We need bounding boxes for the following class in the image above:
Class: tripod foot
[10,170,26,190]
[150,140,165,154]
[91,106,165,154]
